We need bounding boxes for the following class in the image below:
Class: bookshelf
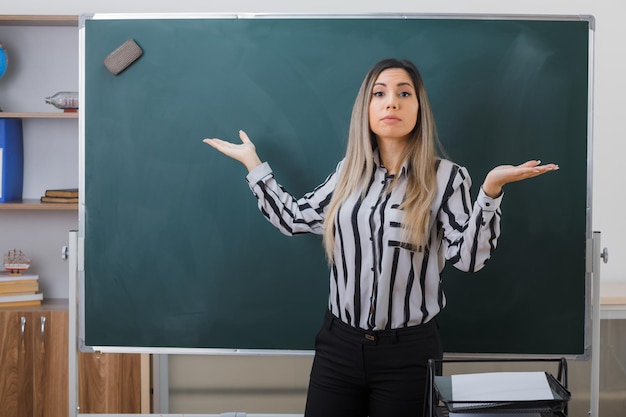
[0,15,79,212]
[0,13,79,287]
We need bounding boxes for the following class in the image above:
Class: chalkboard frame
[78,13,594,357]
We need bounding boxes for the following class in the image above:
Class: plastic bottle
[45,91,78,109]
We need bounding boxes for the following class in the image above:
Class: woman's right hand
[203,130,262,172]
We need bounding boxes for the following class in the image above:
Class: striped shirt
[245,155,502,331]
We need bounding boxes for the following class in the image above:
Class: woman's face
[368,68,419,143]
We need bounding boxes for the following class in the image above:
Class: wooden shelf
[0,199,78,211]
[0,112,78,119]
[0,15,78,27]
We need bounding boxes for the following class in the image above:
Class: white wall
[4,1,625,283]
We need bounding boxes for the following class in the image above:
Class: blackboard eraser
[103,39,143,75]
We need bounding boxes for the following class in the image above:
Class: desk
[600,282,626,320]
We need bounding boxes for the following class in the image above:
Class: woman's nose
[386,97,398,109]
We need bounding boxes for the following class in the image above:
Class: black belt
[324,309,437,345]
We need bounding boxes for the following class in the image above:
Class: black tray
[434,371,571,414]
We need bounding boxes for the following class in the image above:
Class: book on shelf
[0,300,42,308]
[0,271,39,281]
[0,292,43,308]
[44,187,78,198]
[40,196,78,203]
[0,279,39,295]
[0,271,39,295]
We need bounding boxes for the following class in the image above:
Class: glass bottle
[45,91,78,109]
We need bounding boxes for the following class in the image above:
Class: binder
[0,118,24,203]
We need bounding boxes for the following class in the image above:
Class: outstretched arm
[482,160,559,198]
[205,130,339,236]
[203,130,262,172]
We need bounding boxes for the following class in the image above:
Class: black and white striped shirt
[245,155,502,331]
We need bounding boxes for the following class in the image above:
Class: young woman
[203,58,558,417]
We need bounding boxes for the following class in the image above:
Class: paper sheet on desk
[451,371,554,401]
[449,413,541,417]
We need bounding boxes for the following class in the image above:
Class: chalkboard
[81,15,591,355]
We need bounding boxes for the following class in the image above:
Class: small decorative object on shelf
[45,91,78,110]
[3,249,32,275]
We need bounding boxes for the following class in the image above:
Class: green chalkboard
[81,15,591,355]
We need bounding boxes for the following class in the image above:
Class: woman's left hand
[482,160,559,198]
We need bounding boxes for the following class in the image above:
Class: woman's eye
[372,91,384,97]
[400,91,412,97]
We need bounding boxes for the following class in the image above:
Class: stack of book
[40,187,78,204]
[0,271,43,307]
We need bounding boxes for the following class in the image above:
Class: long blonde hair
[322,58,444,261]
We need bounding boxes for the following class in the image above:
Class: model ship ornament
[3,249,32,275]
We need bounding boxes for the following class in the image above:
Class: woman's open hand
[203,130,262,172]
[482,160,559,198]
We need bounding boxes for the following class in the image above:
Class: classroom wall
[4,0,625,283]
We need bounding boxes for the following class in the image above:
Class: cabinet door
[0,311,20,417]
[0,310,34,417]
[32,310,68,417]
[78,352,142,412]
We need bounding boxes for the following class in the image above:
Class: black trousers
[304,310,443,417]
